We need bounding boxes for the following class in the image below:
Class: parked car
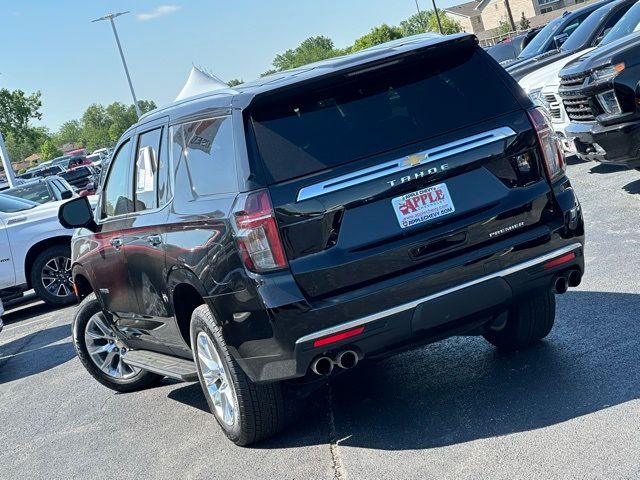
[559,10,640,167]
[486,28,542,64]
[59,33,584,446]
[51,155,73,170]
[504,1,614,76]
[68,155,93,170]
[508,0,635,81]
[2,176,75,205]
[0,194,75,306]
[60,165,99,192]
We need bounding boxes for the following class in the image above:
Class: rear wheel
[483,290,555,350]
[72,295,163,392]
[190,304,285,446]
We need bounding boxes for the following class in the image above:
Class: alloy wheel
[41,255,74,298]
[84,313,139,379]
[196,331,238,427]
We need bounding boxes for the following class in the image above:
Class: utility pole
[92,11,141,118]
[0,132,17,187]
[504,0,516,31]
[415,0,443,34]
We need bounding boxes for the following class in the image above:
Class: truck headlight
[591,62,625,81]
[596,89,622,115]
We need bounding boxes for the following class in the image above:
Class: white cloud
[136,5,181,21]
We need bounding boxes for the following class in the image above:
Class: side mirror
[61,190,73,200]
[58,196,97,231]
[553,33,569,49]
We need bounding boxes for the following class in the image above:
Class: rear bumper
[222,183,584,383]
[566,120,640,167]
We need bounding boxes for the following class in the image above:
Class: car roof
[134,32,466,131]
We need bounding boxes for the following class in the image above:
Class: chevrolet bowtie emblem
[403,153,427,167]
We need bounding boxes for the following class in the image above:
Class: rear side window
[134,127,163,211]
[170,117,237,201]
[248,49,520,183]
[102,140,133,218]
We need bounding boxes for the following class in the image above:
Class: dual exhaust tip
[554,270,582,294]
[310,350,359,376]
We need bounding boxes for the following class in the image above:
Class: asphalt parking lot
[1,160,639,480]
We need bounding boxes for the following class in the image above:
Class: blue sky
[0,0,461,131]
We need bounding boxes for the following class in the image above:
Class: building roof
[445,1,481,18]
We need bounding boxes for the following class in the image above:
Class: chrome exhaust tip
[554,276,569,294]
[568,270,582,288]
[310,356,334,376]
[335,350,359,370]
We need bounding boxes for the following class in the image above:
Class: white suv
[0,194,75,306]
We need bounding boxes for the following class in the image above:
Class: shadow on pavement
[0,324,75,384]
[251,290,640,450]
[2,301,63,327]
[622,179,640,195]
[588,163,628,174]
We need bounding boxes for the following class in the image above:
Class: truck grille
[562,96,596,123]
[543,93,562,121]
[559,72,588,88]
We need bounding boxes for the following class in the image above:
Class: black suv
[559,4,640,167]
[59,33,585,446]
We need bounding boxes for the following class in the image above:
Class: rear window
[248,48,520,183]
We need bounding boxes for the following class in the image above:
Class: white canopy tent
[175,66,232,102]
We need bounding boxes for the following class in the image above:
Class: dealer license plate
[391,183,455,229]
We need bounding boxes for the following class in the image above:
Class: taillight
[528,107,566,183]
[231,190,287,272]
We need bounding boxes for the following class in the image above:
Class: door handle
[110,237,123,249]
[147,235,162,246]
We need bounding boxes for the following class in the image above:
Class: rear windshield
[249,48,520,183]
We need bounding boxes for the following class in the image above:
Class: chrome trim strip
[295,242,582,345]
[296,126,516,202]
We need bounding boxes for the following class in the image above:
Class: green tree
[40,138,63,161]
[400,10,461,35]
[352,24,404,52]
[227,78,243,87]
[4,126,49,163]
[497,19,513,35]
[54,120,83,147]
[80,104,111,151]
[0,89,42,142]
[519,13,531,30]
[270,36,339,72]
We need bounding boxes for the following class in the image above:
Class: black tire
[30,244,76,307]
[72,295,163,392]
[190,304,285,446]
[483,290,556,351]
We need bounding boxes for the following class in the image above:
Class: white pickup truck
[0,193,76,306]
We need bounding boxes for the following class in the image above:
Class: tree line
[228,10,461,84]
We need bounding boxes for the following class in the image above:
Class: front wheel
[31,245,76,307]
[190,304,285,446]
[72,295,163,392]
[483,290,556,351]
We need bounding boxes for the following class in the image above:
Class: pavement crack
[326,384,347,480]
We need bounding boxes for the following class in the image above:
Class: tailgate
[247,41,553,300]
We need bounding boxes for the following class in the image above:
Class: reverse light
[232,190,287,272]
[528,107,566,183]
[313,326,365,348]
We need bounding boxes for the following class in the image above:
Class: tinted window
[561,7,610,51]
[101,140,133,218]
[171,117,237,199]
[134,128,162,211]
[0,194,37,212]
[601,2,640,45]
[49,180,64,199]
[250,49,520,183]
[518,16,564,58]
